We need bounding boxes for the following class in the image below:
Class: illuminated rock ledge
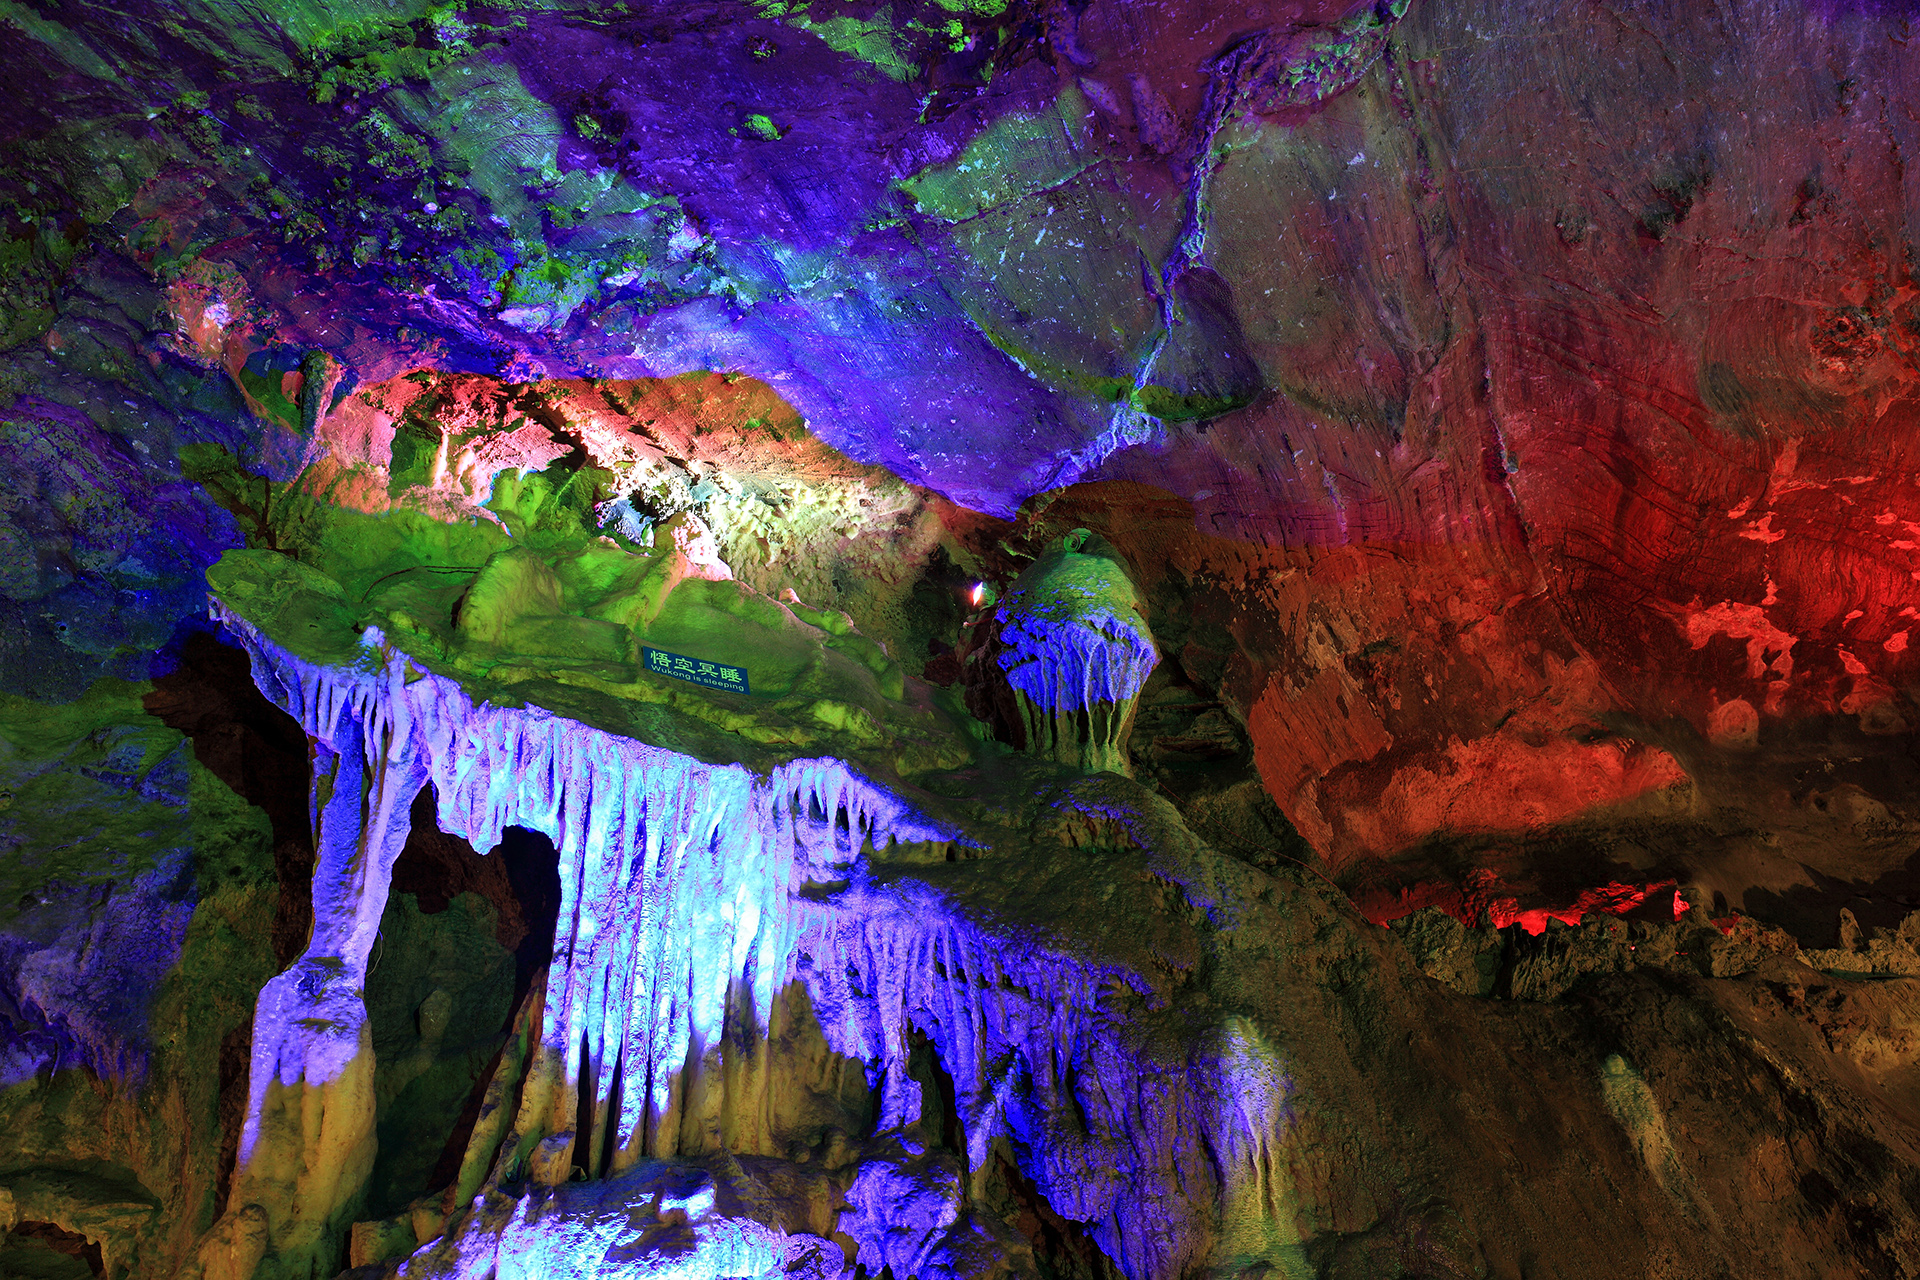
[193,537,1302,1280]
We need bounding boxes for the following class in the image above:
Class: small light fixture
[970,583,986,606]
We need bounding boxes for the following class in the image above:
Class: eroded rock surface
[5,0,1920,1276]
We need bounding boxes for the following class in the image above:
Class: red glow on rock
[1303,730,1690,866]
[1356,871,1677,936]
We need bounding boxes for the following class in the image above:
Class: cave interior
[3,0,1920,1277]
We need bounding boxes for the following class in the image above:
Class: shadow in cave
[908,1026,1118,1280]
[983,1154,1118,1280]
[1741,846,1920,951]
[906,1025,966,1163]
[1340,826,1653,914]
[0,1222,104,1278]
[143,627,315,965]
[142,626,315,1220]
[1623,709,1920,945]
[388,798,564,1018]
[371,807,562,1214]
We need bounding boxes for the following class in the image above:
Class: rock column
[991,531,1158,776]
[195,646,425,1280]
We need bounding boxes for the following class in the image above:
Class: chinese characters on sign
[641,647,751,694]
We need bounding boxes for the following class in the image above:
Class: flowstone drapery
[992,533,1159,776]
[196,603,1295,1280]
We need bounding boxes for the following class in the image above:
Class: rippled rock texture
[6,0,1920,1276]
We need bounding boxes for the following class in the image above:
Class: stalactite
[209,603,1289,1280]
[792,898,1293,1280]
[993,533,1158,777]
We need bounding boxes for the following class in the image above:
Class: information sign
[642,647,750,694]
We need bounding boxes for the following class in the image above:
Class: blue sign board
[642,647,750,694]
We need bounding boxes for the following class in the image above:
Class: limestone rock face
[6,0,1920,1277]
[14,0,1920,865]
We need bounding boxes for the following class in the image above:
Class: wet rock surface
[5,0,1920,1275]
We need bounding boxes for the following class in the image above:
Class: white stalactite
[214,604,1294,1280]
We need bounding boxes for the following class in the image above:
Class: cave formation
[4,0,1920,1277]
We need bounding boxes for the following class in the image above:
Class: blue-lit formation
[204,603,1296,1280]
[995,536,1159,775]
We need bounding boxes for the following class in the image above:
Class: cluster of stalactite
[964,535,1160,778]
[199,606,1288,1280]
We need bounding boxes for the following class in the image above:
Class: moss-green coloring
[897,84,1094,223]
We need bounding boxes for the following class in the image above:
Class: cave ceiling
[4,0,1920,1277]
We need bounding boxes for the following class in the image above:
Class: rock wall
[4,0,1920,1275]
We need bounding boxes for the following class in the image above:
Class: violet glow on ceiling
[13,1,1920,1277]
[3,0,1405,515]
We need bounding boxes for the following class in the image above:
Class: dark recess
[141,628,315,1220]
[988,1153,1117,1280]
[8,1221,105,1278]
[907,1025,966,1161]
[410,822,564,1195]
[143,629,315,965]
